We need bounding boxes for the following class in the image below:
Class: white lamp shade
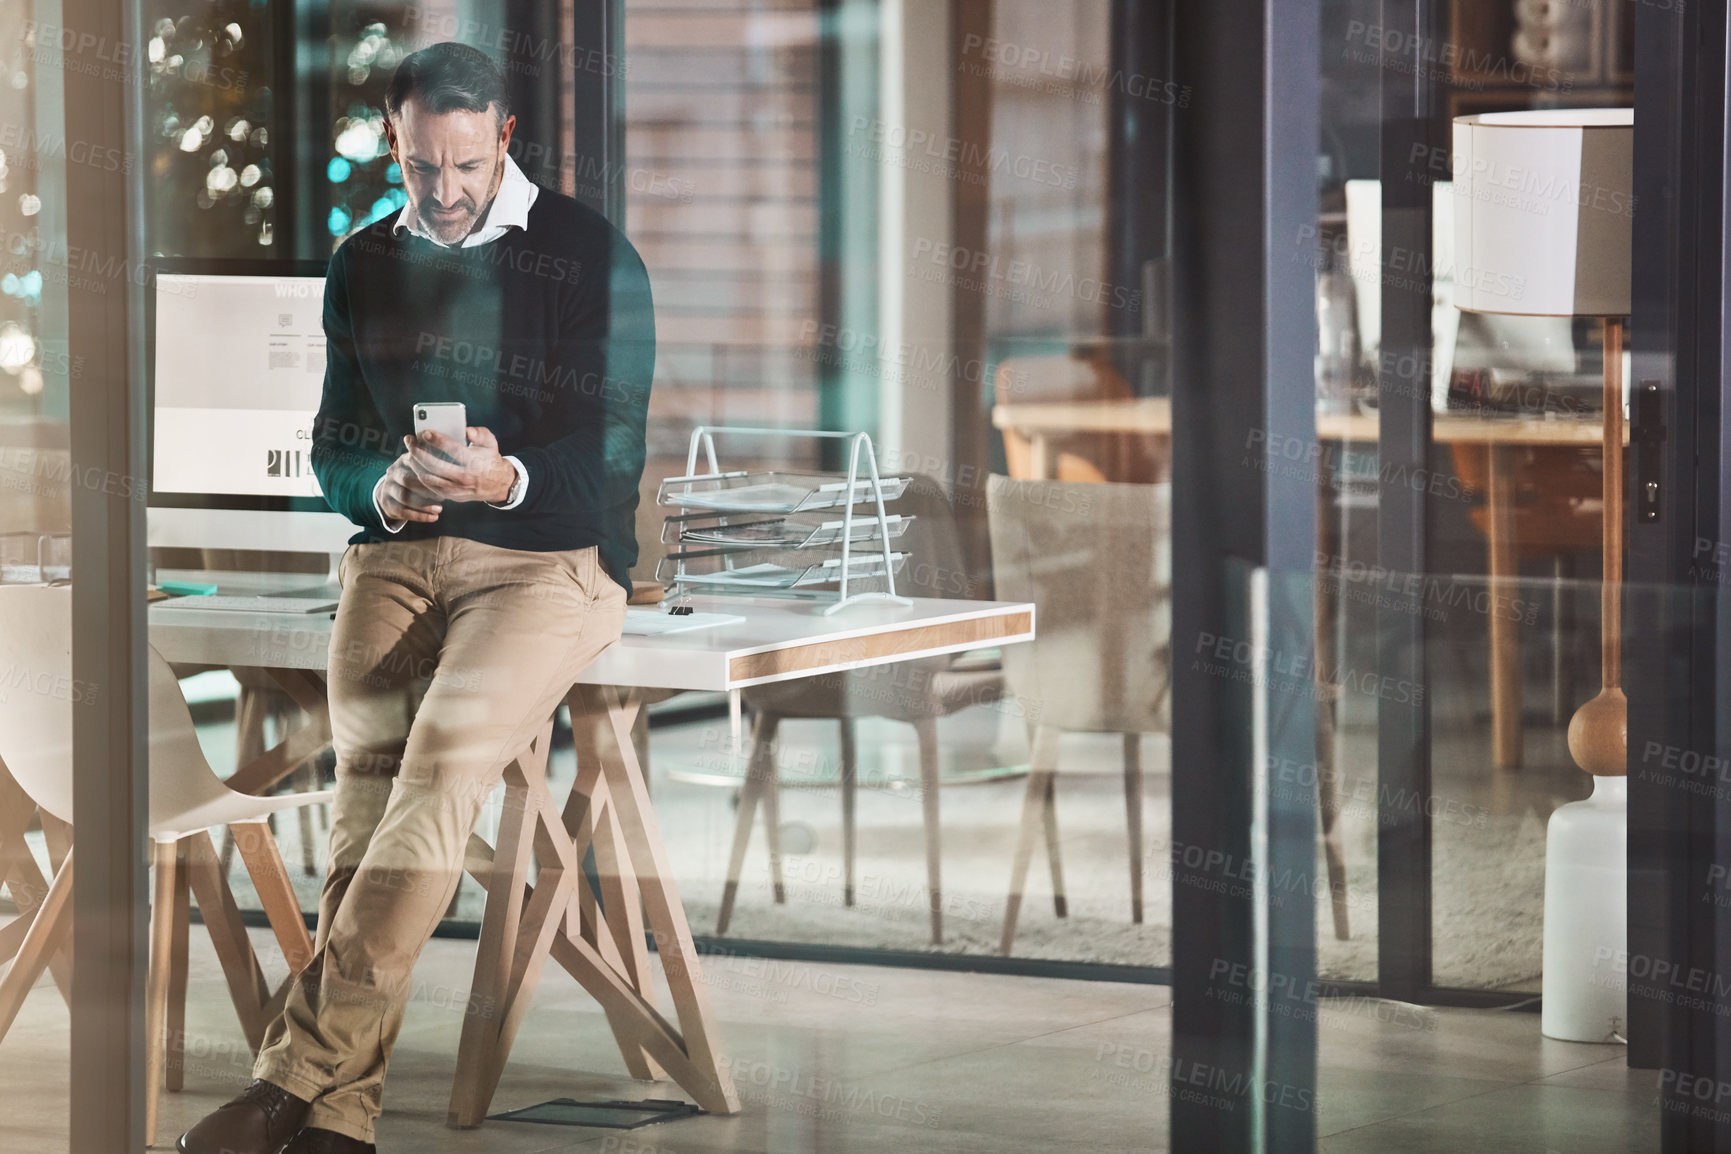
[1452,108,1633,317]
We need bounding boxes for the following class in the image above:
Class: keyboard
[156,594,340,615]
[621,609,744,636]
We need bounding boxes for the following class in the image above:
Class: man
[179,42,653,1154]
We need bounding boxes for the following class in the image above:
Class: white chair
[718,475,1002,945]
[988,476,1349,954]
[988,476,1173,955]
[0,585,332,1145]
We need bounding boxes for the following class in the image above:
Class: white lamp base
[1541,775,1627,1042]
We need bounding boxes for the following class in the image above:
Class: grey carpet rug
[196,707,1561,994]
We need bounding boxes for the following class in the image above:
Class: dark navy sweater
[310,192,654,592]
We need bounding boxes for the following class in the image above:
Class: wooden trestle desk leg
[576,684,737,1114]
[448,687,739,1129]
[1486,445,1523,770]
[451,720,556,1127]
[569,699,665,1082]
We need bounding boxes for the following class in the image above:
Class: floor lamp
[1452,108,1633,1042]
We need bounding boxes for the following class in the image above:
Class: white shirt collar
[392,153,539,248]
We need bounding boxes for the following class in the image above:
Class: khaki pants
[253,537,627,1142]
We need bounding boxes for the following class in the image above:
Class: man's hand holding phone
[404,425,517,505]
[378,456,445,523]
[377,403,515,525]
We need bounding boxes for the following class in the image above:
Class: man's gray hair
[386,42,509,124]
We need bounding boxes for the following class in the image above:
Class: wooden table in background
[1322,413,1628,771]
[991,398,1628,771]
[990,397,1171,480]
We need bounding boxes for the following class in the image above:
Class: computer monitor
[147,259,357,555]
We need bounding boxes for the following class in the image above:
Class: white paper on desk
[622,610,745,635]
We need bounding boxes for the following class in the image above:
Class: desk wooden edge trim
[715,601,1033,659]
[726,609,1035,687]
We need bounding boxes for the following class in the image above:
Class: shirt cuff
[487,455,529,510]
[371,473,407,534]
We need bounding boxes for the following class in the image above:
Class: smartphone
[413,401,467,448]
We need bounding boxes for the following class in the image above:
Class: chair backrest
[742,474,984,719]
[987,475,1170,734]
[0,585,232,827]
[0,585,76,820]
[993,354,1130,408]
[893,474,983,602]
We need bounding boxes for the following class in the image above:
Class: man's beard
[417,198,481,245]
[414,157,503,245]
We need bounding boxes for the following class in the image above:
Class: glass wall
[617,0,1178,969]
[132,0,1185,974]
[0,0,1696,1150]
[0,2,69,422]
[0,2,128,1151]
[122,5,1183,1147]
[1302,0,1655,1148]
[1315,0,1633,997]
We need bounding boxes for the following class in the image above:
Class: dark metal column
[948,0,992,502]
[1625,7,1731,1154]
[568,0,626,222]
[288,0,330,263]
[1374,0,1438,1006]
[1105,0,1172,395]
[268,0,298,258]
[1625,0,1695,1076]
[65,0,150,1148]
[504,0,566,191]
[1169,1,1319,1150]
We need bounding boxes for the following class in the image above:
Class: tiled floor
[0,928,1655,1153]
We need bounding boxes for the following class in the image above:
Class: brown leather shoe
[282,1128,376,1154]
[176,1079,311,1154]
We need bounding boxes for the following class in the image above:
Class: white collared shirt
[373,154,537,531]
[391,153,540,248]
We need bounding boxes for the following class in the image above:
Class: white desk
[148,575,1035,1125]
[151,588,1035,692]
